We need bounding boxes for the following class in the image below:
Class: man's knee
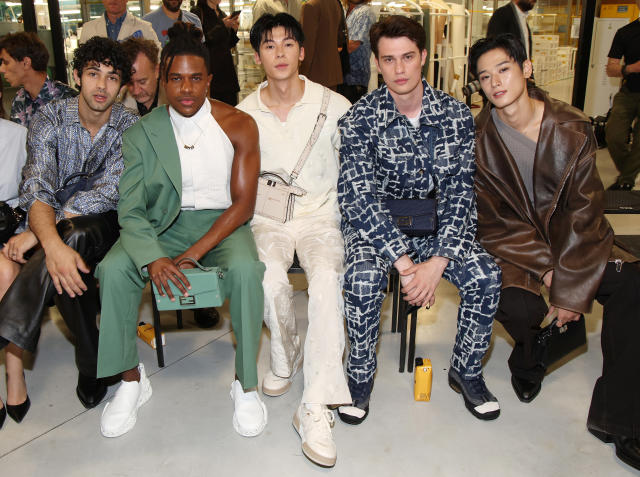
[344,256,387,296]
[226,256,265,283]
[95,242,136,284]
[461,251,501,296]
[262,258,291,296]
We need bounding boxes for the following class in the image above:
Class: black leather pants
[0,211,119,377]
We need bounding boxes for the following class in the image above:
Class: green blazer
[118,105,184,276]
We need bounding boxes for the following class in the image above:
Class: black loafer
[194,308,220,329]
[511,375,542,403]
[0,405,5,430]
[607,182,634,191]
[76,374,107,409]
[589,426,640,471]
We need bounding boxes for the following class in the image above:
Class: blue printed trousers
[343,229,501,404]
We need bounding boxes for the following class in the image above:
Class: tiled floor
[1,85,639,475]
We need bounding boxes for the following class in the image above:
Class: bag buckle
[397,216,412,227]
[179,296,195,305]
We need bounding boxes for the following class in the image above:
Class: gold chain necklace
[170,116,204,150]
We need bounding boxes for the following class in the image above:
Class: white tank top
[169,100,234,210]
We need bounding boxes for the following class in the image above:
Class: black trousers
[496,262,640,437]
[337,84,368,105]
[0,211,119,378]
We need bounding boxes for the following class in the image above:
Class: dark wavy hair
[249,13,304,52]
[72,36,131,85]
[469,34,527,79]
[369,15,426,58]
[0,32,49,72]
[161,22,210,81]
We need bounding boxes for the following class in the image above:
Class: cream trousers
[251,213,351,405]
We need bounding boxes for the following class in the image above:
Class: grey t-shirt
[491,108,536,204]
[143,8,203,47]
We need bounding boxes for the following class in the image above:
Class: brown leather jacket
[474,88,613,313]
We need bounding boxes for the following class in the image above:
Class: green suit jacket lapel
[143,106,182,199]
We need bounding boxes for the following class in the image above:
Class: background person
[79,0,160,47]
[338,0,375,104]
[192,0,240,105]
[143,0,202,47]
[0,32,77,127]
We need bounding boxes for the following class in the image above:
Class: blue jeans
[342,229,501,405]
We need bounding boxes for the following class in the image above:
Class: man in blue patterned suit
[337,15,502,424]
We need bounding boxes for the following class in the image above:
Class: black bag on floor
[0,202,25,244]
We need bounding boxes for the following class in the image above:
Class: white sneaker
[262,354,303,397]
[100,363,152,438]
[230,380,267,437]
[293,403,337,467]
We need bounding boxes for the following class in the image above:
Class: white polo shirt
[237,76,351,219]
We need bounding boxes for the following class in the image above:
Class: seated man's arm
[174,105,260,262]
[29,200,89,297]
[475,163,554,280]
[547,126,613,317]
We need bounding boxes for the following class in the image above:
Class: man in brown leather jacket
[470,34,640,471]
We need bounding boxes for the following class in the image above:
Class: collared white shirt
[513,2,531,58]
[169,100,234,210]
[237,76,351,220]
[0,118,27,208]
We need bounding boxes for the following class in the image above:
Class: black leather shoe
[0,405,5,430]
[76,374,107,409]
[589,426,640,471]
[194,308,220,329]
[6,396,30,423]
[511,375,542,403]
[337,403,369,425]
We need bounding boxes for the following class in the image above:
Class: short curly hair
[73,36,131,85]
[0,32,49,72]
[161,22,209,82]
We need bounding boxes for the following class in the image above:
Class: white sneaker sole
[100,379,153,438]
[232,398,267,437]
[293,411,337,467]
[262,357,303,397]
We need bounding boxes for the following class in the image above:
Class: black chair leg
[407,307,418,372]
[151,298,165,368]
[398,298,408,372]
[176,310,183,329]
[391,270,399,333]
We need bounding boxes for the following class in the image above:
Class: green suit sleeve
[118,129,168,276]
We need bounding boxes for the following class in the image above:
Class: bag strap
[176,257,212,271]
[288,87,331,184]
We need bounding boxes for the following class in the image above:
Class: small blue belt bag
[153,258,225,311]
[385,198,438,237]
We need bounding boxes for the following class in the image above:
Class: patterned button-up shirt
[10,77,77,128]
[338,79,477,264]
[344,3,376,87]
[20,97,139,220]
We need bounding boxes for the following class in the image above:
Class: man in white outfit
[237,12,351,468]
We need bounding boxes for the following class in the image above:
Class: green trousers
[95,209,265,388]
[605,86,640,185]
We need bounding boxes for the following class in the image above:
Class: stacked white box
[532,34,560,84]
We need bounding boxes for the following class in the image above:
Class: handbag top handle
[288,87,331,184]
[176,257,218,273]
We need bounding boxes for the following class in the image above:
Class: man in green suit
[95,23,266,439]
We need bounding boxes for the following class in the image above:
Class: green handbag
[153,258,225,311]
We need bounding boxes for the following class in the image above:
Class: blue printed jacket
[338,79,477,264]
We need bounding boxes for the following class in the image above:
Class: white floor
[1,86,639,476]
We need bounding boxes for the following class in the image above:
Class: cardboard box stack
[531,35,574,85]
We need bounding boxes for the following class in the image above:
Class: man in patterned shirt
[337,15,502,423]
[0,32,77,127]
[0,37,137,412]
